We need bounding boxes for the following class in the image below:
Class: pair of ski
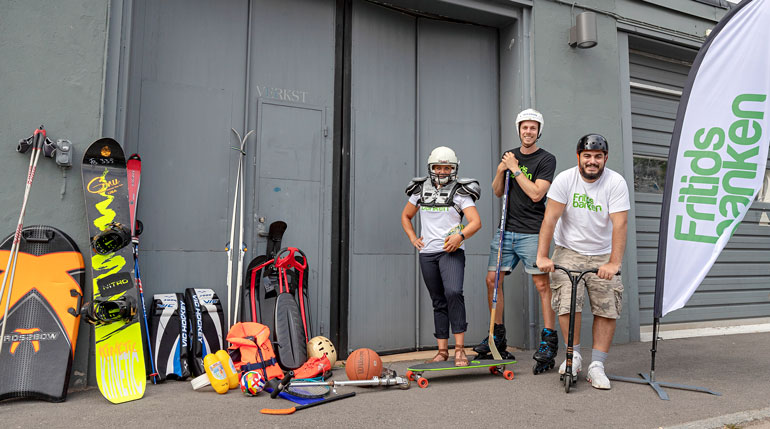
[225,129,254,329]
[81,139,158,403]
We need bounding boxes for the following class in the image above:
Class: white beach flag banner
[656,0,770,317]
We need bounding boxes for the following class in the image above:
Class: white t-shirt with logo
[547,166,630,255]
[408,193,475,254]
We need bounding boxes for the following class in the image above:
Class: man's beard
[579,163,604,180]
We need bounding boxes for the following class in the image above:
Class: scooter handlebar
[532,264,620,276]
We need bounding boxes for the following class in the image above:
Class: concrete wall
[0,0,110,388]
[0,0,731,387]
[529,0,726,345]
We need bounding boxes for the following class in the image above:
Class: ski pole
[1,126,47,354]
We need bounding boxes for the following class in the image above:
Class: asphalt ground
[2,332,769,428]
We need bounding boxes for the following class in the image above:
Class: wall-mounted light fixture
[569,11,598,49]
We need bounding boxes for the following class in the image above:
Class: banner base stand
[607,372,721,401]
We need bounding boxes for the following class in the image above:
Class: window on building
[756,169,770,203]
[633,156,667,194]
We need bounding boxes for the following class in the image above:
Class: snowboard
[81,138,146,403]
[0,226,85,402]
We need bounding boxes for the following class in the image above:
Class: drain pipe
[522,6,539,351]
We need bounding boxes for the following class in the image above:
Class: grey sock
[592,349,608,365]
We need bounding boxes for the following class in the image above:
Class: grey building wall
[1,0,738,387]
[527,0,729,347]
[0,0,110,388]
[531,0,631,346]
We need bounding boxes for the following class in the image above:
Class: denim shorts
[487,229,541,275]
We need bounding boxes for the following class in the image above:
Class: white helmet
[427,146,459,186]
[516,108,544,139]
[307,336,337,366]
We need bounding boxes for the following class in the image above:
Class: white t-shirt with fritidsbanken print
[547,166,630,255]
[408,193,475,254]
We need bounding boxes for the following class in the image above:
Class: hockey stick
[127,154,159,384]
[487,170,511,361]
[0,126,48,355]
[260,392,356,415]
[232,128,254,326]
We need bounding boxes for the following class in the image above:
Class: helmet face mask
[427,146,459,186]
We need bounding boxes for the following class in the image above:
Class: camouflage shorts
[550,246,623,319]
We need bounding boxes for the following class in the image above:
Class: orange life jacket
[227,322,283,380]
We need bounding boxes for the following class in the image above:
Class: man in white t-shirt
[535,134,630,390]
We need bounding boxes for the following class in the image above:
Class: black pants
[419,250,467,339]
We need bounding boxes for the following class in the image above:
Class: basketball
[345,348,382,380]
[239,370,266,396]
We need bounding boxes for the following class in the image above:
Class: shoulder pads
[456,178,481,201]
[406,176,428,196]
[457,179,481,201]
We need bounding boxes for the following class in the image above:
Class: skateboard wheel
[489,367,499,375]
[417,378,429,388]
[406,371,414,381]
[503,370,514,380]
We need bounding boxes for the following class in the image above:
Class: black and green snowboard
[81,138,146,403]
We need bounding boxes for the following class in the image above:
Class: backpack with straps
[226,322,283,381]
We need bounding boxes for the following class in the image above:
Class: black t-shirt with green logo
[502,147,557,234]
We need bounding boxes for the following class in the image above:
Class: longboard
[0,226,85,402]
[406,359,516,388]
[82,138,146,403]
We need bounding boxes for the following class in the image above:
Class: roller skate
[472,323,515,360]
[532,328,558,374]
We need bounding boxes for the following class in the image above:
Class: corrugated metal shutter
[630,46,770,325]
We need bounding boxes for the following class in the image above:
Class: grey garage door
[347,0,499,352]
[125,0,336,336]
[630,37,770,325]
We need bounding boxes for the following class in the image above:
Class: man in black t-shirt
[473,109,559,373]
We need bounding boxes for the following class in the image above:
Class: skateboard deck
[406,359,516,388]
[82,138,146,403]
[0,226,85,402]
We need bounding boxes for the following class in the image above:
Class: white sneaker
[558,351,582,376]
[586,361,611,390]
